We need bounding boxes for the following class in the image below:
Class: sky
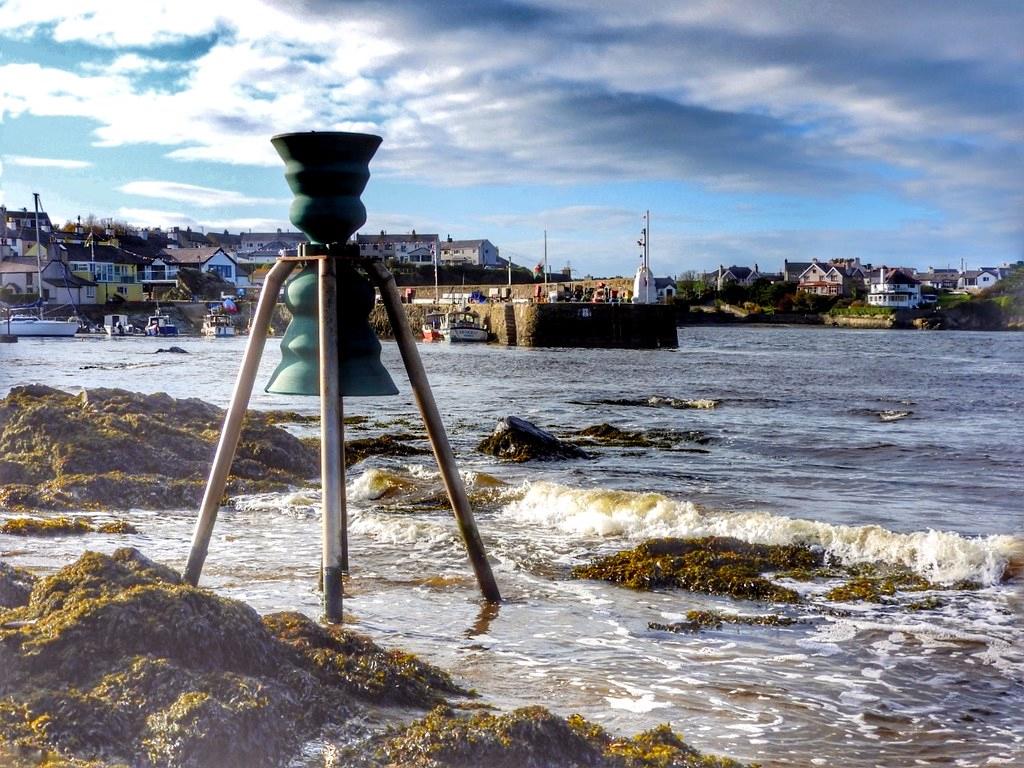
[1,1,1021,279]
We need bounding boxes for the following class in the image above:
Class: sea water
[1,325,1021,767]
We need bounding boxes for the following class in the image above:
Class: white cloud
[2,1,1021,270]
[4,155,92,169]
[116,207,199,229]
[0,0,227,47]
[119,181,283,208]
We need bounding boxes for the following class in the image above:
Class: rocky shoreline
[0,547,761,768]
[1,388,1013,767]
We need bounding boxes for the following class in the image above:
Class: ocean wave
[501,481,1021,586]
[591,396,721,410]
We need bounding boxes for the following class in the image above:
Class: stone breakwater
[370,302,678,349]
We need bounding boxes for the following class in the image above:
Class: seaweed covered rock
[572,536,823,603]
[264,611,469,707]
[1,516,137,536]
[0,563,35,609]
[822,562,961,604]
[0,385,320,511]
[344,434,431,467]
[478,416,588,462]
[342,705,754,768]
[0,548,467,768]
[649,610,799,633]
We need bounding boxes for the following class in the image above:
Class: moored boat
[145,313,178,337]
[439,309,488,343]
[3,313,79,338]
[201,312,235,338]
[104,313,133,337]
[422,312,444,342]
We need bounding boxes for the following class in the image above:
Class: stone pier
[370,302,678,349]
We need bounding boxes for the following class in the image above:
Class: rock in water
[0,385,319,511]
[477,416,588,462]
[0,548,757,768]
[0,562,36,609]
[0,548,469,768]
[155,346,188,354]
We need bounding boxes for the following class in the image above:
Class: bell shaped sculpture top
[265,264,398,397]
[271,131,382,244]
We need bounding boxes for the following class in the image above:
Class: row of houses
[706,259,1014,309]
[0,203,503,308]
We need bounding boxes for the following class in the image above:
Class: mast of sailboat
[543,230,548,296]
[33,193,43,318]
[433,240,439,303]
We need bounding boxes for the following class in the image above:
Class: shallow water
[1,326,1022,766]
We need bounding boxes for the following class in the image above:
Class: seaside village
[0,200,1016,335]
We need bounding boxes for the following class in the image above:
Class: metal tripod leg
[183,259,296,586]
[318,256,346,623]
[365,260,501,603]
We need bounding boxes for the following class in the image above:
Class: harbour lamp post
[183,131,500,622]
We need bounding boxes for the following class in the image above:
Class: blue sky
[1,0,1021,278]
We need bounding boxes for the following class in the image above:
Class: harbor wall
[369,302,678,349]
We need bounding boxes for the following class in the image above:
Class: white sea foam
[502,481,1021,585]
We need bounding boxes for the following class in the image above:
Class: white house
[957,268,1001,293]
[868,268,921,309]
[168,246,249,287]
[439,237,501,267]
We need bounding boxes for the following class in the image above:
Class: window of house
[86,287,96,299]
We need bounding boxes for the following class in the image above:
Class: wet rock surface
[0,563,35,609]
[577,538,989,610]
[0,548,468,768]
[650,610,801,633]
[478,416,589,462]
[344,434,431,467]
[0,385,320,512]
[573,423,712,450]
[1,516,137,536]
[0,548,756,768]
[340,704,753,768]
[572,536,823,603]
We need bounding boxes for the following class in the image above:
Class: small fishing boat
[145,313,178,337]
[439,309,488,343]
[422,312,444,342]
[104,313,133,337]
[201,311,235,338]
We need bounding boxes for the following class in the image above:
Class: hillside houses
[440,237,500,267]
[356,232,440,265]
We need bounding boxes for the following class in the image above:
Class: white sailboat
[2,193,79,337]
